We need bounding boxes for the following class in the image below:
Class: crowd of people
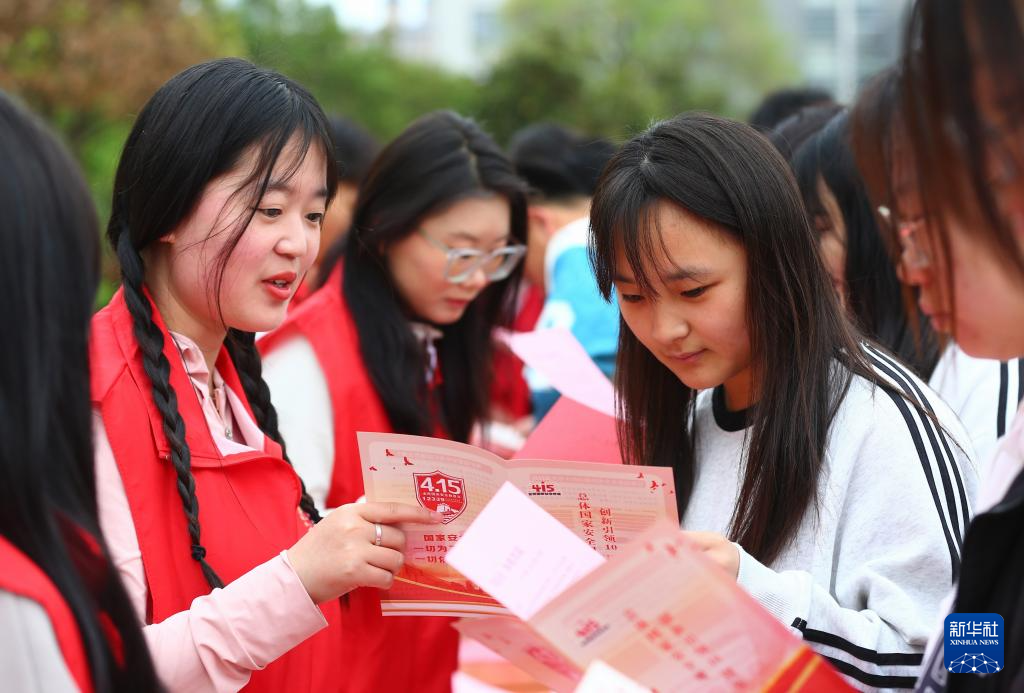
[1,1,1022,691]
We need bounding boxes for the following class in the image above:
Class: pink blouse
[94,332,327,693]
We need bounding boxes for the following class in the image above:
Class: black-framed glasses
[417,229,526,284]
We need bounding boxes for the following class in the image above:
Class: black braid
[225,329,323,524]
[115,231,225,589]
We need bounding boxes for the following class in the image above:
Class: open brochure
[358,432,678,617]
[447,485,853,692]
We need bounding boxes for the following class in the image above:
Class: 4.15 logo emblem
[413,470,467,524]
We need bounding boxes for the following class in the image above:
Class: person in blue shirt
[508,123,618,418]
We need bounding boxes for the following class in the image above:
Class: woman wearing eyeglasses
[259,110,528,693]
[850,69,1023,472]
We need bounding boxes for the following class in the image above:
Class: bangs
[239,110,337,214]
[207,111,336,326]
[591,151,677,298]
[903,0,1024,277]
[617,201,677,296]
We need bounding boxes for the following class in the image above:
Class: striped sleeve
[736,347,978,690]
[996,359,1024,440]
[865,344,973,578]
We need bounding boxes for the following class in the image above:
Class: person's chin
[427,302,469,325]
[664,362,719,391]
[234,308,288,335]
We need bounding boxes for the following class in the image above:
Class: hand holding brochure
[447,487,853,692]
[358,432,678,617]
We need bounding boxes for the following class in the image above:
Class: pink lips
[264,271,297,284]
[667,349,705,363]
[262,271,298,302]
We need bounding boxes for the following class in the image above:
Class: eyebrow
[266,181,330,199]
[614,265,711,286]
[447,231,511,244]
[662,266,713,282]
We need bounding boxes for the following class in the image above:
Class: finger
[365,545,405,575]
[357,563,398,590]
[358,501,442,525]
[681,531,720,549]
[366,523,406,552]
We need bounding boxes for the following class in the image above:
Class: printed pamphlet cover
[358,432,678,617]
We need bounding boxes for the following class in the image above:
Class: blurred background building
[392,0,505,77]
[763,0,912,101]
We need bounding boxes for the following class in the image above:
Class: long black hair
[792,111,941,378]
[589,112,896,564]
[108,58,336,589]
[900,0,1024,279]
[321,111,528,442]
[0,91,161,690]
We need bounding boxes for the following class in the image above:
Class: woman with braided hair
[91,58,439,692]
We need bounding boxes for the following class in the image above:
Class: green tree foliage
[2,0,798,300]
[479,0,797,142]
[230,0,478,140]
[0,0,234,300]
[0,0,231,144]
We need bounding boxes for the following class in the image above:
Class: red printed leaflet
[358,432,678,617]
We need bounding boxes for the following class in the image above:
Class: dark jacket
[917,467,1024,691]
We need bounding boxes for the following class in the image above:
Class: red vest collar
[102,288,281,465]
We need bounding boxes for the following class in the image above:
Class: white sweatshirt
[928,345,1023,472]
[682,344,978,690]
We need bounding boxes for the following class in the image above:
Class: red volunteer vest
[260,267,459,693]
[90,289,342,693]
[490,282,544,421]
[0,536,94,693]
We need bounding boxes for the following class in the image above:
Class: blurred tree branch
[0,0,234,149]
